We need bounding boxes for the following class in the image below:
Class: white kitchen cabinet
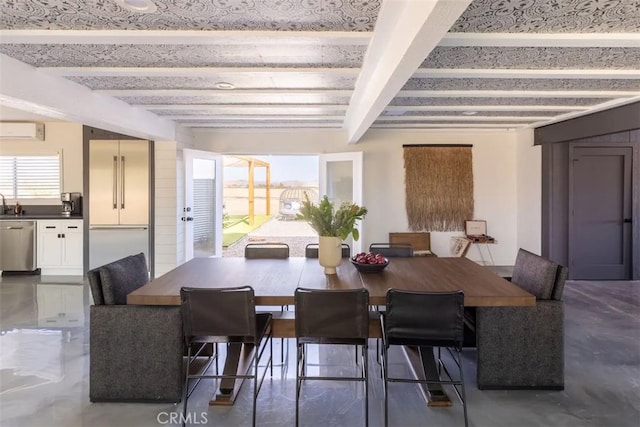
[36,284,84,327]
[37,220,83,275]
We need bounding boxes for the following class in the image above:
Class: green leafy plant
[297,195,367,241]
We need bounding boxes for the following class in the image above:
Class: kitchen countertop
[0,214,83,220]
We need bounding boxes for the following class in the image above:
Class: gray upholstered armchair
[475,249,568,390]
[88,253,183,402]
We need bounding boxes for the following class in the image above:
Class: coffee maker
[61,192,82,216]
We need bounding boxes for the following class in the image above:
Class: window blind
[0,155,61,199]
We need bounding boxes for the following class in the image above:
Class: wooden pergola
[224,155,271,225]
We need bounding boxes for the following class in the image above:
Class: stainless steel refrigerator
[89,139,149,269]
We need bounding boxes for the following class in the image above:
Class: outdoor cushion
[511,249,558,300]
[100,253,149,305]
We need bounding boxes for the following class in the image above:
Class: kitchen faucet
[0,193,6,214]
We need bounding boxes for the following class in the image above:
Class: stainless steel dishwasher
[0,221,37,272]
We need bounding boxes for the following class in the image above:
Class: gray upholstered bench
[475,249,568,390]
[88,253,183,402]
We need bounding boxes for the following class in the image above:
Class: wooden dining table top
[127,256,535,307]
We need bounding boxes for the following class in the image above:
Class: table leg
[210,342,257,405]
[403,346,452,407]
[218,343,241,395]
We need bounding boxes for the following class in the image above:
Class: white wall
[155,128,193,276]
[0,122,539,270]
[0,122,83,204]
[515,128,542,254]
[192,128,521,265]
[154,140,180,277]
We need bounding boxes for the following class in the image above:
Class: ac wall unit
[0,122,45,140]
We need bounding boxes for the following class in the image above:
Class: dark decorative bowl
[350,258,389,273]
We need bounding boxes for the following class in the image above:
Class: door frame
[319,152,364,254]
[184,149,223,261]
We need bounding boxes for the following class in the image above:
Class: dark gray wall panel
[542,130,639,280]
[535,102,640,145]
[542,142,569,268]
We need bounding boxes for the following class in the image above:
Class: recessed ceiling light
[214,82,236,90]
[462,111,478,116]
[114,0,157,13]
[384,110,407,116]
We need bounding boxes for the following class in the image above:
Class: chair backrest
[305,243,351,258]
[389,232,431,252]
[384,289,464,348]
[512,248,566,300]
[369,243,414,257]
[244,242,290,259]
[180,286,258,343]
[97,253,149,305]
[295,288,369,342]
[87,267,105,305]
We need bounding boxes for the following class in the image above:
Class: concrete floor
[0,275,638,426]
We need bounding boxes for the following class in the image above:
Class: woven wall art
[403,145,473,232]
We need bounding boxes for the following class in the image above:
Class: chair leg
[456,348,469,427]
[281,338,285,364]
[182,345,191,427]
[303,343,307,376]
[214,343,219,375]
[296,343,303,427]
[253,351,258,427]
[280,305,286,366]
[270,333,274,377]
[382,344,389,427]
[363,343,369,427]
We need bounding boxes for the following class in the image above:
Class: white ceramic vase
[318,236,342,275]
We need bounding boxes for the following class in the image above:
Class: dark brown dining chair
[294,287,370,426]
[304,242,351,258]
[180,286,273,427]
[244,242,290,259]
[369,243,414,257]
[381,289,468,427]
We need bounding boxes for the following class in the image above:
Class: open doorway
[222,155,319,257]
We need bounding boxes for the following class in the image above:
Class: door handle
[120,155,125,209]
[624,218,632,223]
[113,156,118,209]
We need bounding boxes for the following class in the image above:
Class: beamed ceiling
[0,0,639,143]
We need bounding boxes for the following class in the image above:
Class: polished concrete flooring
[0,274,638,427]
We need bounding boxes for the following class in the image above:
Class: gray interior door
[569,146,632,280]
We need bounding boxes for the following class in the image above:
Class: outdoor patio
[223,217,317,257]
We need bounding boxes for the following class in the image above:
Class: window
[0,155,61,199]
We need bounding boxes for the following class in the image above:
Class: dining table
[127,256,534,406]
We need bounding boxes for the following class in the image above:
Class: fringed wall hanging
[403,144,473,232]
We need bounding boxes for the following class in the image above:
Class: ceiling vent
[0,123,45,140]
